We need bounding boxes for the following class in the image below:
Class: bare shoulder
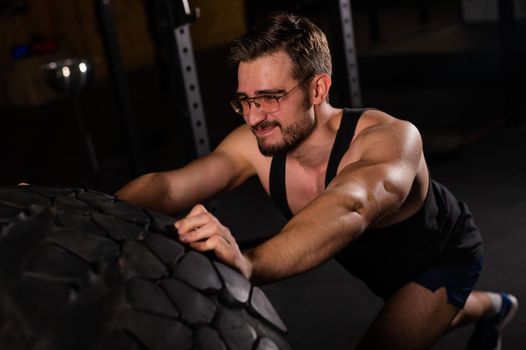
[214,124,272,177]
[339,109,423,168]
[217,125,260,159]
[355,109,421,145]
[357,109,418,133]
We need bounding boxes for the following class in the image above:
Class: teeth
[253,122,278,133]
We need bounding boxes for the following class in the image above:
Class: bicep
[326,119,423,222]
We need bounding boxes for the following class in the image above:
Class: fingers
[189,234,229,254]
[175,214,204,234]
[190,235,238,267]
[190,235,251,280]
[174,204,249,278]
[187,203,207,217]
[175,204,232,244]
[179,221,226,243]
[174,204,209,234]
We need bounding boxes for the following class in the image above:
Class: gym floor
[1,1,525,349]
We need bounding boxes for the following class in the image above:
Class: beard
[253,108,315,157]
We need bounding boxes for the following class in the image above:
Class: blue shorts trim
[412,256,483,309]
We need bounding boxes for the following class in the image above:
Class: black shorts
[412,256,483,309]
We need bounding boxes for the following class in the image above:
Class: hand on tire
[175,204,252,279]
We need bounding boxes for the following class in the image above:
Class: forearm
[243,192,368,285]
[243,168,408,285]
[116,172,179,214]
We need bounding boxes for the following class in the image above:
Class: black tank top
[269,108,483,299]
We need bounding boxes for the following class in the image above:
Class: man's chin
[257,140,285,157]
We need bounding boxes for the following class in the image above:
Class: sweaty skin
[116,50,429,284]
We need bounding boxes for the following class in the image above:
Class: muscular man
[117,12,517,349]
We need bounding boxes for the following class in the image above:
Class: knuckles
[208,235,220,246]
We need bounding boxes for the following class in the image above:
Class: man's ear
[311,74,331,104]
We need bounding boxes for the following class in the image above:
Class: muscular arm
[116,126,256,216]
[175,114,425,284]
[245,117,424,284]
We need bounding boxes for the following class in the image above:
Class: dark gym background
[1,0,525,348]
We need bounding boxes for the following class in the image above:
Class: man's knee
[357,284,459,350]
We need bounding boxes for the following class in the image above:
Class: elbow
[368,179,407,224]
[338,181,406,229]
[116,171,172,210]
[116,172,159,196]
[329,187,376,232]
[382,178,408,208]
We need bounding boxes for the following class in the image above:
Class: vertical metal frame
[173,24,211,156]
[338,0,363,108]
[95,0,144,176]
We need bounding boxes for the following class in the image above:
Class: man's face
[236,51,314,156]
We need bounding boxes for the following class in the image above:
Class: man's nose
[244,105,267,127]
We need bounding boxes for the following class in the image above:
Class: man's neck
[287,104,343,169]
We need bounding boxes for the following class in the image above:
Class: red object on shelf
[11,37,61,60]
[30,38,60,55]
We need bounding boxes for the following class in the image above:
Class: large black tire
[0,186,290,350]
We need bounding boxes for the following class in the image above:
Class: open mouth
[252,121,280,136]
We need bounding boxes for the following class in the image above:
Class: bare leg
[356,283,459,350]
[450,290,495,329]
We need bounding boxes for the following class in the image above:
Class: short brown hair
[229,12,332,81]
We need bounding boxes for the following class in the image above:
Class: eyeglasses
[230,74,314,116]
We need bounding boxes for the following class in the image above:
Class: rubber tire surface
[0,186,290,350]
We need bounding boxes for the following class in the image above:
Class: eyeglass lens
[232,96,279,115]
